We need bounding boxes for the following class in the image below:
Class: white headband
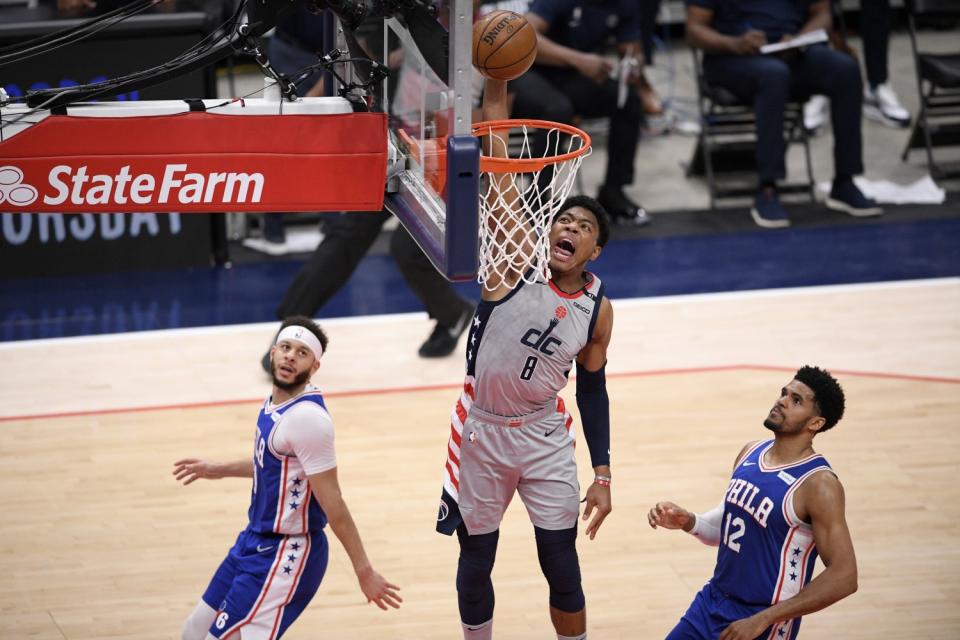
[275,325,324,361]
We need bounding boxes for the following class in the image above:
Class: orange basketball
[472,10,538,81]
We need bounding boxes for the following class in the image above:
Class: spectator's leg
[389,225,473,328]
[860,0,891,89]
[275,211,389,318]
[792,45,865,179]
[639,0,662,65]
[704,55,791,186]
[858,0,910,127]
[562,74,643,190]
[794,45,881,216]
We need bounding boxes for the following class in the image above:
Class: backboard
[337,0,479,282]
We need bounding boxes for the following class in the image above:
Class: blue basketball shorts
[201,527,329,639]
[665,582,801,640]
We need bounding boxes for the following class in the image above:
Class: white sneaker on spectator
[863,83,911,128]
[803,95,828,135]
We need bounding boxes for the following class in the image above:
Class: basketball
[472,10,538,81]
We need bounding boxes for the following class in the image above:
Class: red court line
[2,364,958,424]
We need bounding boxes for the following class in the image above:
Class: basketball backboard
[336,0,479,282]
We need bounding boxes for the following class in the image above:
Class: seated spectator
[686,0,883,228]
[511,0,652,227]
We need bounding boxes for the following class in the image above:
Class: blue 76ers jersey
[247,391,329,535]
[710,440,834,639]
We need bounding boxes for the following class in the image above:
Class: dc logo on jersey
[0,166,39,207]
[521,317,562,355]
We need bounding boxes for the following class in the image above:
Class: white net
[475,120,591,291]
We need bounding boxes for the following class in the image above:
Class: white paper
[816,175,947,205]
[760,28,828,55]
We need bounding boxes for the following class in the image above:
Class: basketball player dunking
[649,366,858,640]
[174,315,400,639]
[435,76,614,640]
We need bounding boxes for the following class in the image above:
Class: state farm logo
[2,164,265,208]
[0,166,39,207]
[43,164,264,206]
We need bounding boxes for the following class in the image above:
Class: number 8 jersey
[711,439,834,638]
[466,273,605,417]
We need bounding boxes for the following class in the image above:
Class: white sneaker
[803,95,828,134]
[863,83,911,128]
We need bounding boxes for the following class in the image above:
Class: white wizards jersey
[466,273,605,416]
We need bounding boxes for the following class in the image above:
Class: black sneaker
[750,188,791,228]
[418,303,475,358]
[597,186,651,227]
[826,178,883,217]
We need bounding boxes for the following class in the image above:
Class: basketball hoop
[472,119,592,291]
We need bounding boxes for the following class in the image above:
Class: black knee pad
[456,526,499,624]
[534,526,585,613]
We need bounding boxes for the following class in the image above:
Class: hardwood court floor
[1,279,958,639]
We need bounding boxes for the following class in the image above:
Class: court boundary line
[2,363,957,423]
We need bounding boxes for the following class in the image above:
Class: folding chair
[686,48,816,210]
[901,0,960,177]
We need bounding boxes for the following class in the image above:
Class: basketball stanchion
[472,118,592,291]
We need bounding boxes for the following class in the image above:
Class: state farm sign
[0,111,388,213]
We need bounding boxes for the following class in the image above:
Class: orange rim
[472,119,592,173]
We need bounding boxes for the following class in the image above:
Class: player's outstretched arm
[577,297,613,540]
[172,458,253,484]
[718,472,857,640]
[308,467,402,611]
[478,77,534,298]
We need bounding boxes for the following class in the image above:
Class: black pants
[639,0,662,64]
[510,67,642,190]
[275,211,469,327]
[704,45,864,185]
[860,0,892,88]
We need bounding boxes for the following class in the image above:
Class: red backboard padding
[0,111,388,212]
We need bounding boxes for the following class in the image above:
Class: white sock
[557,633,586,640]
[462,618,493,640]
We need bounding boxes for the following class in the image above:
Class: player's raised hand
[647,501,693,530]
[173,458,221,485]
[357,567,402,610]
[582,481,612,540]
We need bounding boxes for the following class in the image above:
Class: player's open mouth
[278,364,295,376]
[552,237,576,261]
